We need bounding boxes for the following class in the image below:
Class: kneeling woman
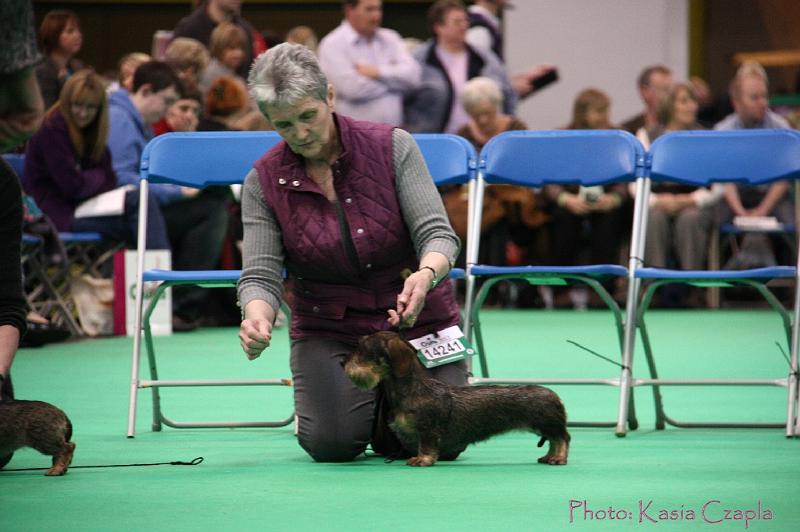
[238,44,466,462]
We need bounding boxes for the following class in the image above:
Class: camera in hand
[530,68,559,92]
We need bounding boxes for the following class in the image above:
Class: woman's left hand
[387,269,433,328]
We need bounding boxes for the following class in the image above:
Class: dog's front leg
[407,433,440,467]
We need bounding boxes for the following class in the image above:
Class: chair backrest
[480,129,644,186]
[2,153,26,183]
[412,133,477,186]
[141,131,476,188]
[140,131,283,187]
[649,129,800,186]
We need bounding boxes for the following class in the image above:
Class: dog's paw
[537,454,567,465]
[406,455,436,467]
[45,466,68,476]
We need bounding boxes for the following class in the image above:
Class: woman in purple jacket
[25,69,168,248]
[238,43,466,462]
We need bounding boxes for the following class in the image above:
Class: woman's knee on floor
[297,425,369,463]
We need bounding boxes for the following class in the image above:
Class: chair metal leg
[617,274,639,437]
[633,279,791,429]
[637,282,668,430]
[143,283,167,432]
[471,273,635,430]
[130,277,295,435]
[787,275,800,437]
[470,277,498,379]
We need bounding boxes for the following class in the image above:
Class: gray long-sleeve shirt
[237,128,460,314]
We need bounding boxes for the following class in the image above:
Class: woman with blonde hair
[24,70,168,248]
[543,88,627,308]
[567,87,613,129]
[107,52,151,94]
[637,83,718,305]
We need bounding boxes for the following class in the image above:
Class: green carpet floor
[2,309,798,531]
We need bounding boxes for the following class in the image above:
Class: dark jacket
[24,110,116,231]
[172,6,260,78]
[35,56,84,110]
[404,39,515,133]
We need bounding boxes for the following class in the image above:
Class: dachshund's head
[343,331,419,389]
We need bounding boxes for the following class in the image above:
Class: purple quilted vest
[254,114,459,344]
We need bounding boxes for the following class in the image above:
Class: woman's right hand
[239,318,273,360]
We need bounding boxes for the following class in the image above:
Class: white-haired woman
[237,43,466,462]
[449,77,545,305]
[457,76,527,150]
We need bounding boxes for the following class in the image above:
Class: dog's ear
[385,335,416,378]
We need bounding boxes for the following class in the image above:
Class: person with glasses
[108,61,230,332]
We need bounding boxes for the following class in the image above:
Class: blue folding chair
[412,133,478,283]
[2,153,25,178]
[127,131,290,437]
[466,130,646,429]
[6,153,123,335]
[126,131,477,437]
[617,129,800,437]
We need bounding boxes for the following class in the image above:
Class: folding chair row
[126,131,477,437]
[21,234,83,337]
[464,129,800,438]
[5,153,123,336]
[618,129,800,438]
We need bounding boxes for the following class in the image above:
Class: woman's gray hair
[248,43,328,109]
[462,76,503,114]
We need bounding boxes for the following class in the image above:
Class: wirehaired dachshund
[0,399,75,476]
[343,331,570,467]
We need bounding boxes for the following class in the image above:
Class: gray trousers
[644,205,715,269]
[291,336,468,462]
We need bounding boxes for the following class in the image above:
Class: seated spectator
[199,22,248,97]
[638,83,720,280]
[108,61,230,331]
[286,25,318,53]
[544,88,628,308]
[153,90,201,135]
[35,9,85,109]
[24,70,169,249]
[106,52,151,95]
[404,0,515,133]
[172,0,265,79]
[715,62,794,270]
[164,37,210,94]
[450,76,545,307]
[457,76,525,149]
[452,77,544,264]
[715,62,792,226]
[198,75,248,131]
[620,65,673,134]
